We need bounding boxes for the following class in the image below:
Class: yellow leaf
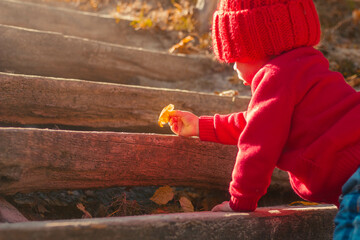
[169,36,195,54]
[158,104,174,127]
[116,5,122,13]
[346,74,360,87]
[289,201,319,206]
[179,196,194,212]
[353,9,360,24]
[171,0,183,11]
[150,186,175,205]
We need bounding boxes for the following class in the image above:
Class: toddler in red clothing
[169,0,360,216]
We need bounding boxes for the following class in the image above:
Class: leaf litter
[150,185,175,205]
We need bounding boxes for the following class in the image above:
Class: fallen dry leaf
[76,203,92,218]
[179,196,194,212]
[169,36,195,54]
[150,186,175,205]
[158,104,174,127]
[130,10,153,30]
[214,90,239,102]
[353,9,360,24]
[214,90,239,97]
[289,201,319,206]
[37,204,49,214]
[346,74,360,87]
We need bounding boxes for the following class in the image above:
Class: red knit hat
[212,0,321,63]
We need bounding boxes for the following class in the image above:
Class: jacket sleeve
[198,112,247,145]
[229,71,295,212]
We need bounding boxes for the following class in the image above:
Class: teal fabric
[334,167,360,239]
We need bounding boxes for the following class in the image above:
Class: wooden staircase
[0,0,337,239]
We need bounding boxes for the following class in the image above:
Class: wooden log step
[15,0,176,13]
[0,24,228,89]
[0,128,290,195]
[0,72,250,133]
[0,205,337,240]
[0,0,177,50]
[0,197,28,223]
[0,127,237,195]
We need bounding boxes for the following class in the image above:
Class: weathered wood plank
[0,128,289,195]
[15,0,175,11]
[0,72,250,133]
[0,24,226,88]
[0,0,177,50]
[0,127,238,195]
[0,205,337,240]
[0,197,28,223]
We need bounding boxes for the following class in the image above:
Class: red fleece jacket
[199,47,360,212]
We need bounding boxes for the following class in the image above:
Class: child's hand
[211,201,234,212]
[168,110,199,137]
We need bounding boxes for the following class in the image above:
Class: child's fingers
[170,117,184,136]
[169,116,177,125]
[177,120,183,135]
[171,121,182,135]
[169,116,179,135]
[169,110,188,118]
[170,123,177,134]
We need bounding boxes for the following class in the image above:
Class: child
[168,0,360,238]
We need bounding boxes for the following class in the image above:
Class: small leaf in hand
[158,104,174,127]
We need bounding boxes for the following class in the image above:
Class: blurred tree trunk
[195,0,218,33]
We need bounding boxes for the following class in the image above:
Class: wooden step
[0,197,28,223]
[0,205,337,240]
[14,0,175,13]
[0,0,177,50]
[0,72,249,133]
[0,24,230,91]
[0,127,290,195]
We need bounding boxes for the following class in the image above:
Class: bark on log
[0,0,176,50]
[0,205,337,240]
[0,72,250,133]
[0,128,239,195]
[0,24,225,87]
[0,197,28,223]
[13,0,175,11]
[0,128,290,195]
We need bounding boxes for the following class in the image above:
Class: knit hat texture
[212,0,321,63]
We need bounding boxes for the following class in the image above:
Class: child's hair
[212,0,321,63]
